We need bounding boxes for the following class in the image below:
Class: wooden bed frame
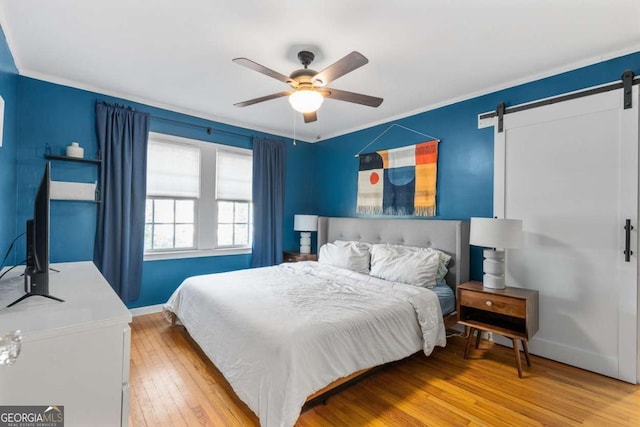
[167,309,457,409]
[168,217,470,410]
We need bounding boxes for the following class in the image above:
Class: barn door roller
[622,70,634,110]
[497,102,505,133]
[622,71,635,109]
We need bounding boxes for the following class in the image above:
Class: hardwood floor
[129,313,640,426]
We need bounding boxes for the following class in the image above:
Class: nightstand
[456,281,539,378]
[282,251,318,262]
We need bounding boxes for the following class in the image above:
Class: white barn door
[484,86,639,383]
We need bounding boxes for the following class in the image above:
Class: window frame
[144,132,252,261]
[216,200,253,248]
[145,196,198,252]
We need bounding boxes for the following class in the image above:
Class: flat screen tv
[7,162,63,308]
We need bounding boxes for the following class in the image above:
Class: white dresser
[0,261,132,426]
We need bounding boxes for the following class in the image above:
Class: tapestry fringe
[356,206,436,217]
[356,206,383,215]
[383,207,412,216]
[414,206,436,217]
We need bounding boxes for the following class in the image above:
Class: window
[216,150,253,247]
[144,133,252,259]
[145,199,195,250]
[145,141,199,251]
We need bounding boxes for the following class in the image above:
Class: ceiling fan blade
[233,57,293,85]
[312,51,369,87]
[322,88,383,107]
[303,112,317,123]
[234,91,291,107]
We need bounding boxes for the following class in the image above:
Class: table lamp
[470,217,523,289]
[294,215,318,254]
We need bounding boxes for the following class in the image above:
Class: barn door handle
[624,219,634,262]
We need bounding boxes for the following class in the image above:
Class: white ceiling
[1,0,639,142]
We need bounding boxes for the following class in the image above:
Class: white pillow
[435,250,452,282]
[334,239,371,249]
[369,243,441,288]
[318,241,371,274]
[382,243,451,283]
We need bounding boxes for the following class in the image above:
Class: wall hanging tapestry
[356,140,438,216]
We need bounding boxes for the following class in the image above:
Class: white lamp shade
[294,214,318,232]
[289,89,324,113]
[470,217,523,249]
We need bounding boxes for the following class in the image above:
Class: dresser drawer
[459,289,526,319]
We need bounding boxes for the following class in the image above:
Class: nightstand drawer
[282,252,318,262]
[459,289,526,318]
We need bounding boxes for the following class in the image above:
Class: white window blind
[216,150,252,201]
[147,140,200,198]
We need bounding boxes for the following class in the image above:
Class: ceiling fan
[232,51,383,123]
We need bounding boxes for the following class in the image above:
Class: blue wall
[0,26,18,269]
[314,51,640,281]
[14,77,314,308]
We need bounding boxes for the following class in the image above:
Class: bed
[165,217,469,427]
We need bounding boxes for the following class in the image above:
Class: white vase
[66,142,84,158]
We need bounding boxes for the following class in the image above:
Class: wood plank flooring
[129,313,640,426]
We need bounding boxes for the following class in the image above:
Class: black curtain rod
[479,72,640,120]
[150,115,252,139]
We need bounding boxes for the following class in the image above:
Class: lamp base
[299,232,311,254]
[482,273,506,289]
[482,249,506,289]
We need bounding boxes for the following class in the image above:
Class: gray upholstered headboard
[317,217,470,289]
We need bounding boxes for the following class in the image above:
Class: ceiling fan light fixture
[233,51,382,123]
[289,88,324,113]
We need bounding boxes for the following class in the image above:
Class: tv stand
[6,265,64,307]
[6,292,64,308]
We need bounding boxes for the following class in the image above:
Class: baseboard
[130,304,164,317]
[493,334,620,380]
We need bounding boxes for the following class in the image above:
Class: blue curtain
[251,137,285,267]
[94,102,150,302]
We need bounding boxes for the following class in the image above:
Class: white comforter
[165,262,446,427]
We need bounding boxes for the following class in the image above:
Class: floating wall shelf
[45,154,102,165]
[44,153,102,202]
